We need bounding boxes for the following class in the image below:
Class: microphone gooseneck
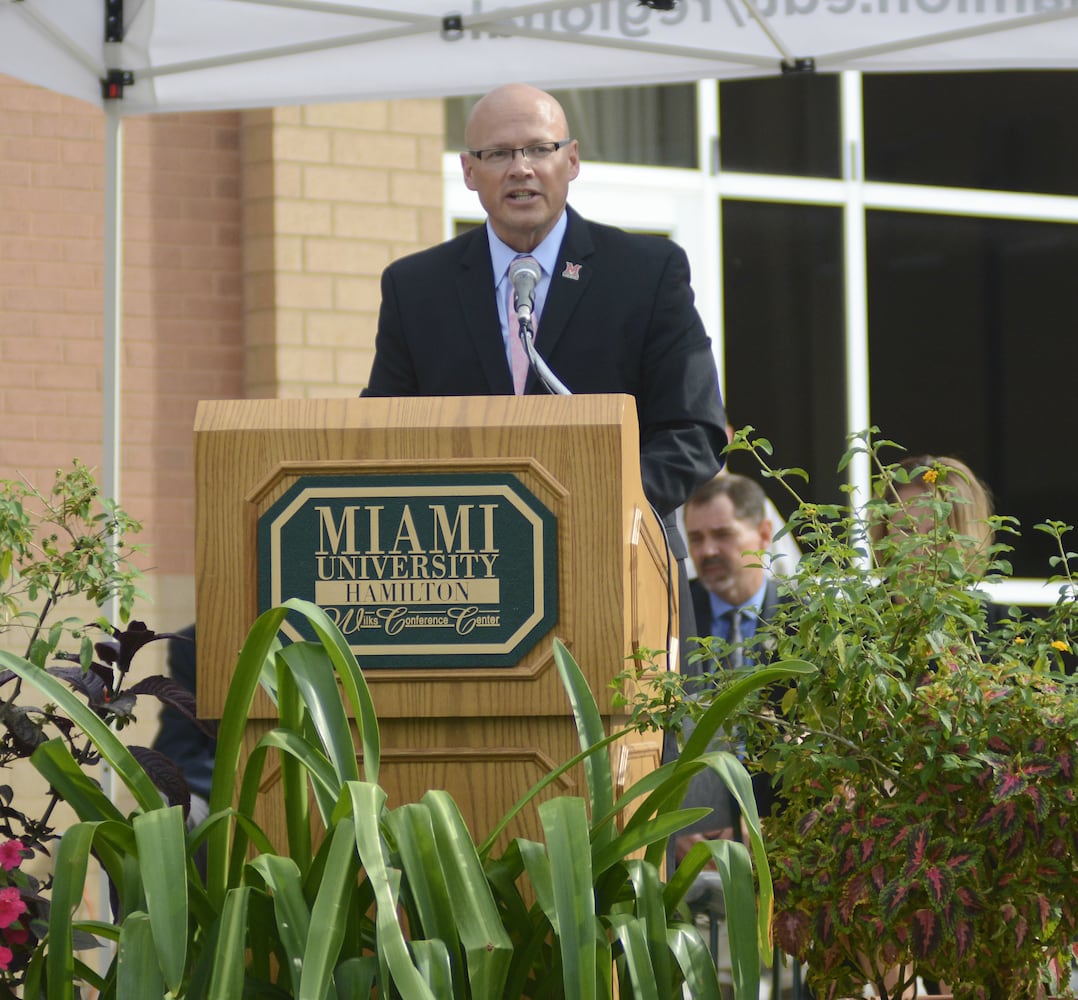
[507,254,572,395]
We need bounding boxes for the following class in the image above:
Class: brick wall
[0,79,110,491]
[2,70,447,636]
[0,76,246,583]
[242,99,444,399]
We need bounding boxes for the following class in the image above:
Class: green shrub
[5,599,811,999]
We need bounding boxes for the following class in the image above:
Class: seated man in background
[676,472,782,855]
[673,473,797,996]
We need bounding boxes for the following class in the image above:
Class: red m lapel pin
[561,261,582,280]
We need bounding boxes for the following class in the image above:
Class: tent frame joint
[101,69,133,100]
[780,56,817,74]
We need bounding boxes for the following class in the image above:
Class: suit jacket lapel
[535,206,594,359]
[456,228,513,393]
[760,577,781,623]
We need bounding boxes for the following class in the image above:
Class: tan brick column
[241,100,444,399]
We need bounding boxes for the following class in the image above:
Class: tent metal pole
[697,79,725,395]
[98,99,123,945]
[103,102,123,534]
[840,71,871,527]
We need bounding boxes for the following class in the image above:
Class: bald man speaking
[363,83,726,640]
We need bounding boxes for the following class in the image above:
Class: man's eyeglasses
[468,140,573,166]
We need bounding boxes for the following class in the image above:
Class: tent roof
[4,0,1078,117]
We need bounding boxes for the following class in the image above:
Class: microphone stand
[519,316,571,395]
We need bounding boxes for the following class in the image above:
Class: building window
[719,74,841,179]
[867,209,1078,577]
[721,199,846,512]
[864,71,1078,197]
[446,84,697,167]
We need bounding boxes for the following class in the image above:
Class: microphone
[507,254,571,395]
[509,255,541,326]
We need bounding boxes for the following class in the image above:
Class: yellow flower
[1013,636,1026,645]
[922,468,939,485]
[1051,640,1070,653]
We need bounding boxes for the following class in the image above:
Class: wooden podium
[194,394,675,847]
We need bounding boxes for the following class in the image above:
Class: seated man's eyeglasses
[468,140,573,165]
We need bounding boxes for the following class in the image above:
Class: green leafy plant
[0,465,199,991]
[692,429,1078,1000]
[4,599,812,998]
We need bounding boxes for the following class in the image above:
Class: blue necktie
[725,607,744,670]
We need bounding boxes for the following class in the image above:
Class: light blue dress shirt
[706,578,768,648]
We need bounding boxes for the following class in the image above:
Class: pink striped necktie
[508,264,536,394]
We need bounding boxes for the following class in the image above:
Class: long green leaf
[342,782,437,1000]
[298,817,358,1000]
[207,886,252,1000]
[277,641,361,790]
[552,638,615,845]
[592,808,710,879]
[610,915,660,1000]
[282,597,380,784]
[423,789,513,998]
[206,606,290,903]
[621,660,814,872]
[484,661,814,870]
[478,725,629,858]
[132,806,188,993]
[1,650,165,812]
[275,650,314,868]
[411,939,455,996]
[539,796,596,1000]
[625,859,671,989]
[518,838,556,929]
[700,750,773,958]
[387,803,467,996]
[46,822,98,1000]
[30,738,127,824]
[256,726,341,826]
[227,739,287,890]
[206,600,378,903]
[247,854,310,995]
[703,838,761,1000]
[679,660,815,762]
[116,912,166,998]
[668,925,723,1000]
[335,956,378,996]
[243,886,279,989]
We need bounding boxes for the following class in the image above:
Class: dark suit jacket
[362,205,726,529]
[151,624,216,802]
[677,575,785,844]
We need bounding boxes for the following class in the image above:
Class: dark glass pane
[722,201,846,512]
[867,210,1078,576]
[445,84,697,168]
[864,72,1078,197]
[719,75,840,178]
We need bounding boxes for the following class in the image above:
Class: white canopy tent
[3,0,1078,521]
[6,0,1078,115]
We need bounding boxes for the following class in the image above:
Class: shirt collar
[707,577,768,624]
[486,210,568,286]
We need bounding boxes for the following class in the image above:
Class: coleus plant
[691,430,1078,1000]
